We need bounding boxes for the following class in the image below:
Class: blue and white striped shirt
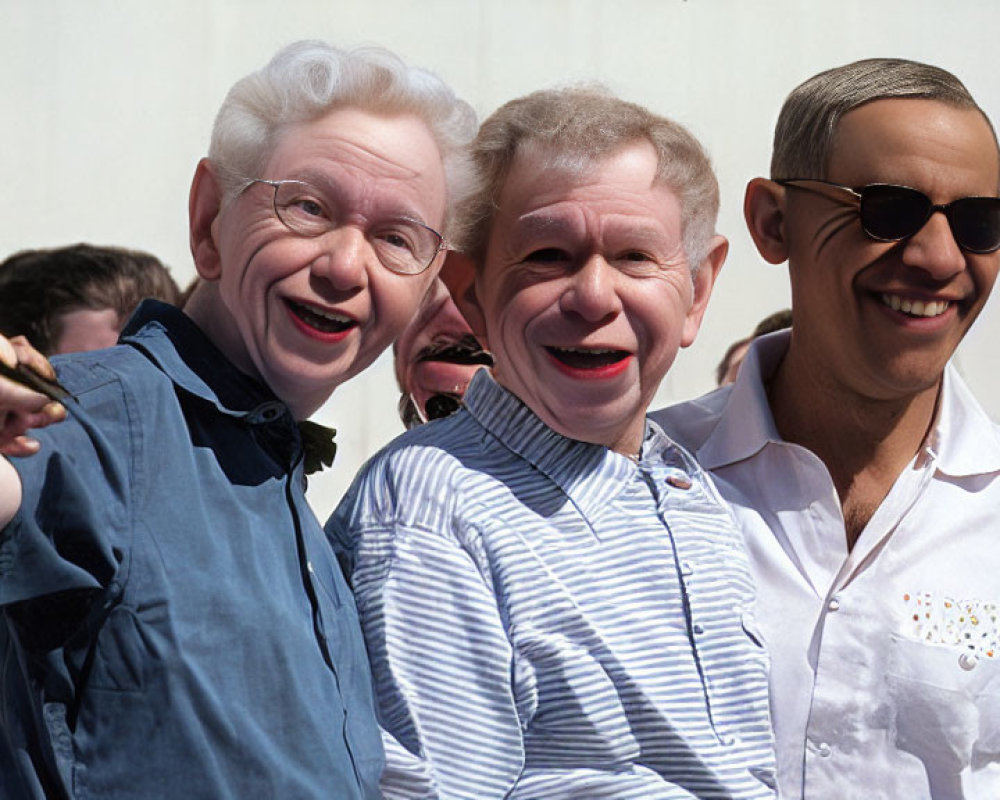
[328,372,776,799]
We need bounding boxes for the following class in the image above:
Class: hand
[0,335,67,458]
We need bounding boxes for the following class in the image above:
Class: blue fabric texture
[328,370,777,799]
[0,300,382,799]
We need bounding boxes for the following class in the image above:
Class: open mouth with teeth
[418,334,494,367]
[286,300,356,334]
[879,293,951,318]
[545,346,631,370]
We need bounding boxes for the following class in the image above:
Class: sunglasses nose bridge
[899,204,968,277]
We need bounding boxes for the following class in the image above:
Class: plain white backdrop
[3,0,998,514]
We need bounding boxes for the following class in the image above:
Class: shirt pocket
[885,633,1000,783]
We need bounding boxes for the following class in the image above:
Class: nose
[309,226,371,291]
[900,209,967,281]
[559,255,622,322]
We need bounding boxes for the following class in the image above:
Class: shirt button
[816,742,832,758]
[307,560,315,573]
[680,561,694,577]
[827,597,841,612]
[665,472,692,490]
[693,624,704,635]
[959,651,979,671]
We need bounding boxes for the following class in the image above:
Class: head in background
[0,242,181,355]
[715,308,793,386]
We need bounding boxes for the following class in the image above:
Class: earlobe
[440,251,487,339]
[744,178,790,265]
[189,158,224,280]
[681,234,728,348]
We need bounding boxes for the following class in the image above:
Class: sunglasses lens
[948,197,1000,254]
[859,185,930,241]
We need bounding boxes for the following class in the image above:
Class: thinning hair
[209,40,477,235]
[456,85,720,269]
[771,57,998,180]
[0,243,180,354]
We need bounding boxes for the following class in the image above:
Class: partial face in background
[394,278,492,426]
[193,107,448,418]
[469,141,724,455]
[780,98,1000,401]
[50,307,122,354]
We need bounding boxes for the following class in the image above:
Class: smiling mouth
[879,293,951,318]
[286,300,356,333]
[545,346,631,369]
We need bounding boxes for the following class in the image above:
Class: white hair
[208,40,477,235]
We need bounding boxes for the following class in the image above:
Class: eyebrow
[288,169,431,225]
[512,211,674,247]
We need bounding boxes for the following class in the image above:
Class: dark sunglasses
[776,178,1000,254]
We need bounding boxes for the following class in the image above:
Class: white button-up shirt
[652,330,1000,800]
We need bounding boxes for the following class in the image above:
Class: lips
[544,345,632,379]
[285,299,357,342]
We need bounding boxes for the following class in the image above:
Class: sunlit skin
[187,107,448,419]
[394,278,487,419]
[465,141,725,457]
[51,307,123,354]
[773,99,1000,407]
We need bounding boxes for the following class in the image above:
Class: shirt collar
[697,330,788,469]
[121,300,282,420]
[698,327,1000,479]
[925,363,1000,477]
[461,370,638,517]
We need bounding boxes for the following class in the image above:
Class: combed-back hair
[771,57,997,181]
[456,85,720,270]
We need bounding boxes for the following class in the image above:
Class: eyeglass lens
[272,181,443,274]
[859,184,1000,254]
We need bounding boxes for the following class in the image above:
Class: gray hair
[456,86,720,270]
[771,57,997,180]
[208,40,477,235]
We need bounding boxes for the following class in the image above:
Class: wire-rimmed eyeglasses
[241,178,448,275]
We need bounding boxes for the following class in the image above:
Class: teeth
[299,302,351,323]
[552,346,619,355]
[881,294,950,318]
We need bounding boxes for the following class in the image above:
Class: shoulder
[328,410,513,540]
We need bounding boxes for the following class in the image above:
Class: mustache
[416,333,494,367]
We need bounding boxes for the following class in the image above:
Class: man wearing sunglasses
[653,58,1000,798]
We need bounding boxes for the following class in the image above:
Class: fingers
[9,335,58,381]
[0,334,66,453]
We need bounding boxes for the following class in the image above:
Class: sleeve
[0,399,129,649]
[347,517,525,800]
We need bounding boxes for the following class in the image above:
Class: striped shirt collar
[462,370,650,518]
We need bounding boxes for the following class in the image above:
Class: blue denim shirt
[0,301,383,798]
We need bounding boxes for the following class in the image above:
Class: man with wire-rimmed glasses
[654,58,1000,798]
[0,40,475,799]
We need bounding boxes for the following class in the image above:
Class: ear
[744,177,789,265]
[189,158,224,280]
[440,250,487,339]
[681,234,728,348]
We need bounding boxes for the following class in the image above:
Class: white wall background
[3,0,998,515]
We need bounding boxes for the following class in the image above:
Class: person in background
[714,308,791,386]
[0,40,475,799]
[330,85,775,799]
[0,243,181,354]
[393,273,492,429]
[653,58,1000,798]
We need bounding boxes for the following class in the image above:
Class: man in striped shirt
[329,86,777,799]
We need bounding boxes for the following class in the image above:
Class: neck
[767,343,941,549]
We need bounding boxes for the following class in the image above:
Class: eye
[524,248,570,263]
[294,198,325,217]
[611,250,663,275]
[373,225,419,254]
